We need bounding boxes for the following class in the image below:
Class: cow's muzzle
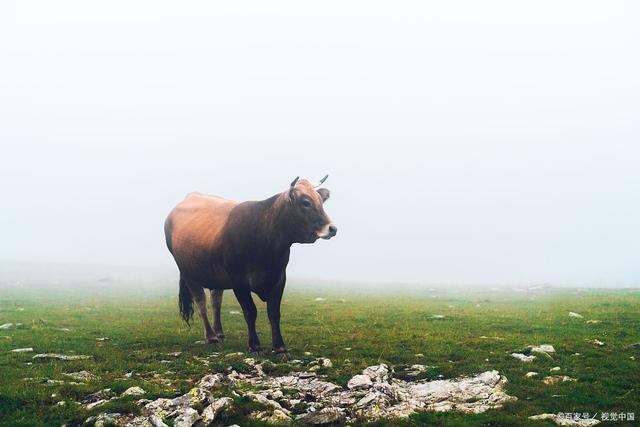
[318,223,338,240]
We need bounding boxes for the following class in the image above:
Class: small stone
[33,353,92,361]
[344,347,352,351]
[569,312,583,318]
[415,353,424,358]
[0,323,27,330]
[525,372,538,378]
[229,310,241,315]
[10,347,33,353]
[529,413,600,426]
[530,344,556,354]
[431,314,445,319]
[314,297,326,301]
[122,386,145,397]
[592,339,605,346]
[88,413,123,427]
[549,367,561,372]
[586,319,601,324]
[95,337,110,341]
[64,371,99,382]
[85,399,108,410]
[543,375,577,385]
[198,373,224,389]
[317,357,332,368]
[511,353,536,362]
[167,351,182,358]
[304,351,312,356]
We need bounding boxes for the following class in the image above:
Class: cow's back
[165,192,238,281]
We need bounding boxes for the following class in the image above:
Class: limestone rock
[543,375,577,385]
[33,353,92,361]
[10,347,33,353]
[173,407,200,427]
[296,407,346,425]
[511,353,536,362]
[347,374,373,390]
[200,397,233,425]
[122,386,146,397]
[529,413,600,426]
[65,371,99,382]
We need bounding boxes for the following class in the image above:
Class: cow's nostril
[328,225,338,236]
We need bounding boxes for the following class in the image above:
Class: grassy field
[0,280,638,426]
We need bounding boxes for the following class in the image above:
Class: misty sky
[1,1,639,286]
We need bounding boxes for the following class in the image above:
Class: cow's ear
[317,188,330,203]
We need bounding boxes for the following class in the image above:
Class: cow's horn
[290,176,300,188]
[315,174,329,187]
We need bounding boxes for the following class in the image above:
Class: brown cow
[164,176,336,355]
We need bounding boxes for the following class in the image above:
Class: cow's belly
[246,269,285,301]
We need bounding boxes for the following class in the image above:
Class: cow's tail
[178,277,194,327]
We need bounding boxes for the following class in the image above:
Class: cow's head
[285,175,337,244]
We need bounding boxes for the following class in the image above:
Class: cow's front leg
[233,287,262,355]
[210,289,225,340]
[267,282,287,355]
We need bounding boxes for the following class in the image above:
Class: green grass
[0,283,638,426]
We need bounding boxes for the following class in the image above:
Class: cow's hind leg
[191,285,219,344]
[210,289,225,340]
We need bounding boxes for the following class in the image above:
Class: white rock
[122,386,145,397]
[32,353,92,361]
[64,371,99,382]
[586,319,600,324]
[431,314,446,319]
[10,347,33,353]
[347,374,373,390]
[314,297,326,301]
[569,312,583,318]
[229,310,241,315]
[549,367,561,372]
[592,339,605,346]
[525,372,538,378]
[201,397,233,425]
[362,364,390,382]
[511,353,536,362]
[529,413,600,426]
[530,344,555,354]
[173,407,200,427]
[543,375,577,385]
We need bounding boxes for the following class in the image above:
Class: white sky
[1,1,639,286]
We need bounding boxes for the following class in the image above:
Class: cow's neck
[254,193,295,252]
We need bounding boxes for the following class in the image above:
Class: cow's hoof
[272,346,288,355]
[215,333,225,341]
[249,348,265,356]
[205,337,221,344]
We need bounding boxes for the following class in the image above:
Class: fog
[1,1,639,287]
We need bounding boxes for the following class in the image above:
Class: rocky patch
[83,356,516,426]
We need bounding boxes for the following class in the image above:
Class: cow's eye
[301,198,312,208]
